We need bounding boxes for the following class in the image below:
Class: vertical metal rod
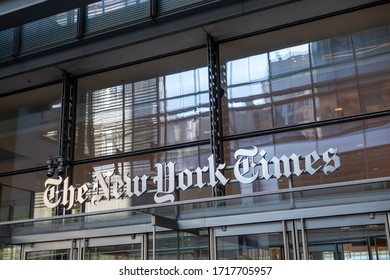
[151,215,156,260]
[291,221,296,260]
[373,237,379,260]
[282,220,289,260]
[385,213,390,256]
[143,234,148,260]
[367,237,373,260]
[301,218,308,260]
[21,244,26,260]
[291,220,300,260]
[209,228,216,260]
[295,220,300,260]
[70,239,75,260]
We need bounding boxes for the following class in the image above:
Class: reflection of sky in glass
[166,96,195,111]
[227,54,268,85]
[162,67,209,119]
[165,68,208,98]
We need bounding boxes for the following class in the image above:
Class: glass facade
[1,2,390,260]
[0,85,62,221]
[221,25,390,135]
[75,50,209,159]
[306,225,389,260]
[148,231,209,260]
[217,232,285,260]
[0,84,62,173]
[20,10,78,53]
[85,0,150,34]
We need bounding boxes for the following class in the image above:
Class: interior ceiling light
[334,107,343,112]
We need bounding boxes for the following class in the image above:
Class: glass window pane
[0,245,20,260]
[313,62,361,121]
[352,25,390,59]
[217,232,284,260]
[310,35,354,67]
[270,44,310,76]
[0,171,53,221]
[306,225,389,260]
[25,249,70,260]
[85,0,150,34]
[273,95,314,127]
[158,0,213,14]
[223,115,390,196]
[357,53,390,113]
[220,24,390,136]
[21,10,77,53]
[86,243,141,260]
[226,54,269,85]
[0,85,62,172]
[0,28,14,59]
[75,51,209,160]
[148,231,209,260]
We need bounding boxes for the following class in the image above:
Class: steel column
[56,72,77,215]
[207,35,225,197]
[59,72,76,179]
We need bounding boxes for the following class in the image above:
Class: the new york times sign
[43,147,340,209]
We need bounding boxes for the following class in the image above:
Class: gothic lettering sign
[43,147,341,209]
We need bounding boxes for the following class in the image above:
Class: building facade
[1,0,390,260]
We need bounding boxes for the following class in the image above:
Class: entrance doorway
[306,225,389,260]
[22,234,145,260]
[215,216,390,260]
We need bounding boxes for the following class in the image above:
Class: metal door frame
[21,234,146,260]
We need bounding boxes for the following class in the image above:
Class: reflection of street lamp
[46,156,65,177]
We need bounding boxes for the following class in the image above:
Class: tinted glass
[0,84,62,173]
[221,25,390,136]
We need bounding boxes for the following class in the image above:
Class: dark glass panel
[0,85,61,173]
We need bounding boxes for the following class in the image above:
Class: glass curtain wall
[219,24,390,198]
[0,84,62,221]
[217,232,285,260]
[85,0,150,34]
[74,49,210,212]
[221,25,390,135]
[148,231,209,260]
[306,224,389,260]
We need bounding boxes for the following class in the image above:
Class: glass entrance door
[215,221,287,260]
[214,214,390,260]
[217,232,285,260]
[22,234,145,260]
[23,240,74,260]
[306,225,390,260]
[85,235,145,260]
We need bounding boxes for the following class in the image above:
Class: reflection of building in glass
[1,1,390,261]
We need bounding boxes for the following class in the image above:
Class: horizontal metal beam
[151,215,178,230]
